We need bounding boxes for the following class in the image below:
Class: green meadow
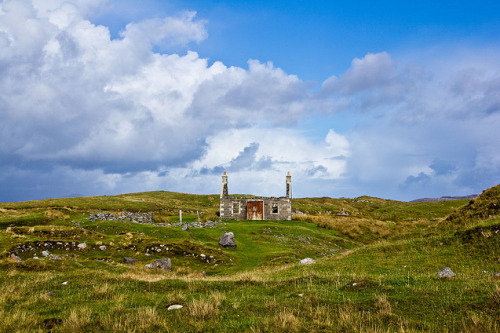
[0,186,498,332]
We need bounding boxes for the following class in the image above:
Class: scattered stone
[123,257,139,264]
[219,232,237,248]
[438,267,456,278]
[200,254,206,259]
[182,225,189,231]
[297,293,303,297]
[42,250,50,257]
[46,291,56,297]
[300,258,315,265]
[48,256,63,260]
[494,272,500,278]
[77,243,86,250]
[89,211,154,224]
[10,254,22,262]
[337,209,349,216]
[145,263,155,269]
[62,281,68,285]
[167,304,183,310]
[99,245,107,251]
[33,256,40,260]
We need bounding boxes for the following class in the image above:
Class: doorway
[247,201,263,220]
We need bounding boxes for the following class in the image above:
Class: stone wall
[89,211,154,224]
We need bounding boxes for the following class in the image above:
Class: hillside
[0,188,499,332]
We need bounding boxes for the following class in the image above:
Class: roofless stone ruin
[219,172,292,221]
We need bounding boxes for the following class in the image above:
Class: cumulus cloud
[0,0,317,175]
[0,0,498,202]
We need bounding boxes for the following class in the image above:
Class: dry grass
[0,309,40,332]
[188,291,225,320]
[89,282,115,300]
[121,270,170,282]
[294,215,419,243]
[43,209,69,220]
[61,306,93,332]
[375,293,392,316]
[274,308,300,331]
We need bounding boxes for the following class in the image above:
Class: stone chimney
[221,172,228,199]
[286,171,292,199]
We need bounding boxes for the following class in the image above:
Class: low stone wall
[89,211,154,224]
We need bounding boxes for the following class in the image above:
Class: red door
[247,201,263,220]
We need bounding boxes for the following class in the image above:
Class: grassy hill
[0,186,499,332]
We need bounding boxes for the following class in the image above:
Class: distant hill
[410,194,478,203]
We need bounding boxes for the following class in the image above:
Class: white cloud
[0,0,498,202]
[121,11,207,48]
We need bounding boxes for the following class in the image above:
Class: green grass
[0,185,499,332]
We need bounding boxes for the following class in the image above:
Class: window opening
[232,202,239,214]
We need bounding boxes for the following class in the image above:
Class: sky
[0,0,499,202]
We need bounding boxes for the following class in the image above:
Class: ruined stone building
[219,172,292,221]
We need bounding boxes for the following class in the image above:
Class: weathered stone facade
[219,172,292,221]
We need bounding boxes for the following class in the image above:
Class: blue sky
[0,0,499,202]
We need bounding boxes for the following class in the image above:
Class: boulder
[153,258,172,271]
[300,258,315,265]
[219,232,237,248]
[10,254,22,262]
[438,267,456,278]
[145,258,172,270]
[123,257,139,264]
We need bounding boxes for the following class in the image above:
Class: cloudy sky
[1,0,499,202]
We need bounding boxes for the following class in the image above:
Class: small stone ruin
[89,211,154,224]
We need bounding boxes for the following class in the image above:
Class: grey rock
[145,263,155,269]
[77,243,86,250]
[219,232,237,248]
[153,258,172,271]
[167,304,183,310]
[300,258,315,265]
[182,225,189,231]
[123,257,139,264]
[494,272,500,278]
[42,251,50,257]
[337,209,349,216]
[46,291,56,297]
[438,267,456,278]
[99,245,107,251]
[10,254,22,262]
[48,256,63,260]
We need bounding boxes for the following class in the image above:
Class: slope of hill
[0,190,498,332]
[444,184,500,224]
